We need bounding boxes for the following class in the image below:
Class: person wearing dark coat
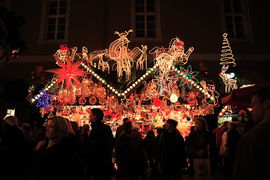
[115,120,133,180]
[129,124,146,179]
[33,116,82,180]
[158,119,186,180]
[86,108,114,180]
[115,117,129,140]
[234,87,270,180]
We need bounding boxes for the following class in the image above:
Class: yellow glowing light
[170,94,178,103]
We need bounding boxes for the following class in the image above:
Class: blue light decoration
[35,89,53,108]
[178,65,199,89]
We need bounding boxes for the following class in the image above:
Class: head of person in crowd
[123,120,132,134]
[70,121,79,133]
[45,116,69,142]
[0,99,7,120]
[82,124,90,133]
[156,127,163,136]
[229,121,237,130]
[222,121,230,132]
[21,122,32,133]
[90,108,104,123]
[132,124,140,131]
[4,115,19,127]
[165,119,178,132]
[146,130,155,138]
[123,117,129,124]
[64,118,75,135]
[190,125,195,133]
[194,116,208,131]
[251,86,270,124]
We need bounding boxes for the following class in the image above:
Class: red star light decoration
[46,58,87,90]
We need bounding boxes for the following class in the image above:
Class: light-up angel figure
[150,37,194,78]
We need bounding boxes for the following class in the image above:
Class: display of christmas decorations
[28,30,220,137]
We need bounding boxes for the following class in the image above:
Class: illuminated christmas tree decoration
[219,33,238,93]
[219,33,238,117]
[220,33,236,67]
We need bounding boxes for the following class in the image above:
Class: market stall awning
[221,83,270,108]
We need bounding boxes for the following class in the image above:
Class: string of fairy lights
[31,63,217,105]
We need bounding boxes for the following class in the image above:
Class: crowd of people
[0,86,270,180]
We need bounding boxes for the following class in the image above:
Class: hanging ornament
[104,109,113,115]
[99,97,106,105]
[153,99,162,107]
[89,96,97,104]
[170,94,178,103]
[78,97,87,105]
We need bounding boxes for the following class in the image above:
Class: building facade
[1,0,269,84]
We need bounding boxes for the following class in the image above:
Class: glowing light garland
[31,78,58,103]
[172,66,218,105]
[81,62,158,97]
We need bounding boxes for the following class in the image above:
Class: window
[40,0,70,41]
[221,0,252,40]
[133,0,161,39]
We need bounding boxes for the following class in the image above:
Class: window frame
[219,0,253,41]
[131,0,161,41]
[38,0,70,44]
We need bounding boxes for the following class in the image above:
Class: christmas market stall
[28,30,219,137]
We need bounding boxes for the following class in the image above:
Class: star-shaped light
[178,65,199,89]
[46,58,87,90]
[36,90,53,108]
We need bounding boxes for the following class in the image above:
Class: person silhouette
[234,86,270,180]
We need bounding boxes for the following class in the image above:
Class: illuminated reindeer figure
[219,65,237,93]
[107,29,147,80]
[87,30,147,80]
